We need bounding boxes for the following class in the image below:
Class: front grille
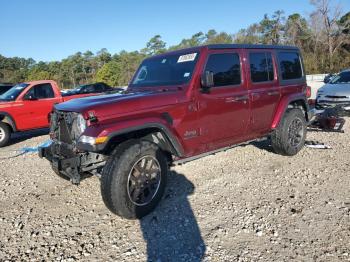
[325,95,348,99]
[318,100,350,105]
[50,110,82,158]
[50,110,80,144]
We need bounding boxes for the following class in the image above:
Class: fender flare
[271,95,309,129]
[105,122,185,157]
[0,111,17,131]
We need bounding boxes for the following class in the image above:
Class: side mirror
[201,71,214,93]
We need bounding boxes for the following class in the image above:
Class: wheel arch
[103,123,185,160]
[272,96,309,129]
[0,112,17,132]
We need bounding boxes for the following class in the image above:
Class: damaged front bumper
[315,99,350,111]
[39,140,106,184]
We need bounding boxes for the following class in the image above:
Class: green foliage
[95,61,121,86]
[0,3,349,86]
[141,35,166,55]
[95,51,145,86]
[259,10,285,44]
[27,69,51,81]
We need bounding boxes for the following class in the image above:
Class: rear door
[247,50,280,133]
[277,51,305,99]
[196,49,250,149]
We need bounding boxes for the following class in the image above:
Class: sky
[1,0,349,62]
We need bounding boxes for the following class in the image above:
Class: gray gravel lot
[0,120,349,261]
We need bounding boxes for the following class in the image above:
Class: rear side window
[249,52,274,82]
[82,85,95,93]
[278,52,303,80]
[205,53,241,87]
[94,83,104,92]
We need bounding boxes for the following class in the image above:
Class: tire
[50,163,70,181]
[101,140,168,219]
[0,122,11,147]
[271,108,307,156]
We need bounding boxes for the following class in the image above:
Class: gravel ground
[0,120,349,261]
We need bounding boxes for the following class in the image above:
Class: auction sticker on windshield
[178,53,197,63]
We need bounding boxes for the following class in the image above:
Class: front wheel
[271,108,307,156]
[101,140,168,219]
[0,122,11,147]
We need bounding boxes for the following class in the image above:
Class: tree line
[0,0,349,89]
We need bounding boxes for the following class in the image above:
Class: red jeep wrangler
[40,44,312,219]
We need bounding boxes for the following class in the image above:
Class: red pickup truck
[40,44,312,219]
[0,80,98,146]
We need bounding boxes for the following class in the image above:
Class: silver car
[316,69,350,111]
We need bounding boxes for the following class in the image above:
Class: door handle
[225,97,236,103]
[251,93,260,101]
[234,95,249,102]
[267,91,279,96]
[225,95,249,103]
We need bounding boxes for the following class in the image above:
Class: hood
[318,83,350,96]
[55,88,184,118]
[0,100,16,108]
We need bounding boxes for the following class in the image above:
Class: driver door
[196,50,250,150]
[18,83,60,130]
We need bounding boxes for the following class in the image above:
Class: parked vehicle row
[62,82,123,96]
[0,81,120,146]
[39,44,312,219]
[316,69,350,111]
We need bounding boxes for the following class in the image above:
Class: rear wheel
[101,140,168,219]
[0,122,11,147]
[271,108,306,156]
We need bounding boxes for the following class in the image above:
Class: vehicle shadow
[248,139,275,153]
[140,171,206,262]
[9,128,49,146]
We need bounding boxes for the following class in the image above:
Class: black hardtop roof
[147,44,300,59]
[206,44,299,50]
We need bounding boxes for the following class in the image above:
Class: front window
[330,71,350,84]
[204,53,241,87]
[130,52,200,87]
[25,83,55,99]
[0,83,29,101]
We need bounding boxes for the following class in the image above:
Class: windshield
[330,71,350,84]
[0,83,29,101]
[129,52,200,88]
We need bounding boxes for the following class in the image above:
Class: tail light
[304,86,312,98]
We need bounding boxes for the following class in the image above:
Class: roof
[146,43,300,60]
[22,80,56,85]
[206,44,299,50]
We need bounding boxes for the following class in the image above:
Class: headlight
[78,135,108,146]
[76,114,87,134]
